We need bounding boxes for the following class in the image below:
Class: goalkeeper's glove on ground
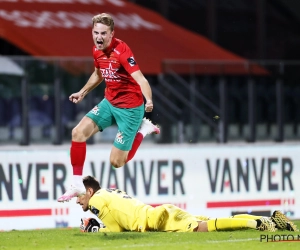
[80,218,105,232]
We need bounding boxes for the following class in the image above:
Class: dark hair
[83,176,101,192]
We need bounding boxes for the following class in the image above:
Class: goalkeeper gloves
[80,218,105,233]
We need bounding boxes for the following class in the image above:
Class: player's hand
[145,100,153,112]
[80,218,104,233]
[69,92,84,104]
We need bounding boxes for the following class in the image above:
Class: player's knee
[110,158,126,168]
[110,148,128,168]
[72,127,81,140]
[195,221,208,232]
[72,127,86,141]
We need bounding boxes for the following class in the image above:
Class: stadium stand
[1,0,300,144]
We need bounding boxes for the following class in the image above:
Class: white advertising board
[0,144,299,231]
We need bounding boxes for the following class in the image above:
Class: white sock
[73,175,84,189]
[138,122,151,137]
[138,129,148,137]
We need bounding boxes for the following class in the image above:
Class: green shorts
[86,98,144,151]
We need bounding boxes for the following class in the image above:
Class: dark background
[2,0,300,61]
[132,0,300,61]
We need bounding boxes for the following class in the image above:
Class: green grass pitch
[1,221,300,250]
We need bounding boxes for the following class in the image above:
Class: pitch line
[207,237,259,243]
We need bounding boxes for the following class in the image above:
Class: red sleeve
[93,46,100,69]
[119,43,140,74]
[93,59,99,68]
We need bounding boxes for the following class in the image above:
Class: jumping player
[78,176,299,233]
[58,13,160,202]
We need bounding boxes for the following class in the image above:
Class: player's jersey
[88,188,152,232]
[93,37,144,108]
[88,189,200,233]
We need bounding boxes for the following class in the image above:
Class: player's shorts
[86,98,144,151]
[148,204,199,232]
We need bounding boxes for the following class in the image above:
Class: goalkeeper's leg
[204,217,276,232]
[230,214,262,220]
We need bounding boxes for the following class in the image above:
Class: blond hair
[92,13,114,31]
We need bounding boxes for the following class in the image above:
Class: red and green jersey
[93,37,144,108]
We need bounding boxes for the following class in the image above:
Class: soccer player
[78,176,299,233]
[58,13,160,202]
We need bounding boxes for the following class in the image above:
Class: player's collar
[103,37,116,53]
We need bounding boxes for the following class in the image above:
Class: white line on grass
[207,237,259,243]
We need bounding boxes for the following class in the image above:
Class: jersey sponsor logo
[100,63,120,82]
[90,206,100,217]
[90,106,99,116]
[127,57,136,66]
[115,131,126,145]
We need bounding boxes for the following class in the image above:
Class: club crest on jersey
[90,206,100,217]
[127,57,136,66]
[115,131,125,144]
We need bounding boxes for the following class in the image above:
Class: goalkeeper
[78,176,298,233]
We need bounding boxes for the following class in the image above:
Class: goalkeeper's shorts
[152,204,199,232]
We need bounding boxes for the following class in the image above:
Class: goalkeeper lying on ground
[77,176,298,233]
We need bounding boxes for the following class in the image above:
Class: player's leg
[110,146,129,168]
[271,210,299,231]
[109,104,142,168]
[230,214,262,220]
[70,116,99,186]
[195,221,208,232]
[57,116,98,202]
[110,104,159,168]
[205,217,276,232]
[126,117,160,163]
[57,99,111,202]
[157,204,199,232]
[195,214,263,222]
[232,211,299,231]
[110,118,160,168]
[146,206,169,231]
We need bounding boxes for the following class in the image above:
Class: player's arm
[131,70,153,112]
[69,67,104,104]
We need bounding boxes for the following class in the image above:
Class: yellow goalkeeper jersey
[89,188,155,232]
[88,188,201,233]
